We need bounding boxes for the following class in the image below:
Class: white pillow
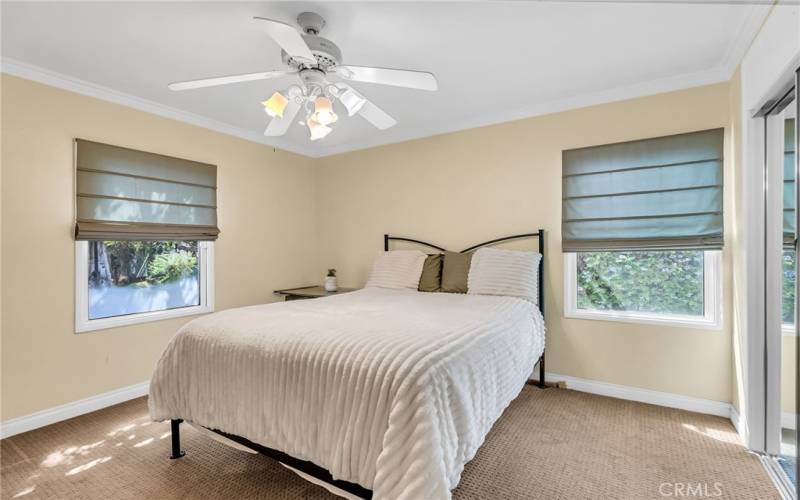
[366,250,427,290]
[467,247,541,303]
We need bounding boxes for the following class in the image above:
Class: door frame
[764,108,789,456]
[747,62,800,454]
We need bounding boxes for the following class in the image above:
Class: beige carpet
[1,387,777,500]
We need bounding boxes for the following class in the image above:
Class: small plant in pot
[325,269,338,292]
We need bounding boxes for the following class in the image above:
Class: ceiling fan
[168,12,438,141]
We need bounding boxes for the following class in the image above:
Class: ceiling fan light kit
[338,87,367,117]
[262,91,289,118]
[307,117,332,141]
[311,96,338,125]
[168,12,438,142]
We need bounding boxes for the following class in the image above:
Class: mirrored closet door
[765,67,799,498]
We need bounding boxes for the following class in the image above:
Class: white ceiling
[1,2,768,157]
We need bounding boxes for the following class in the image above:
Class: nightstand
[274,285,359,301]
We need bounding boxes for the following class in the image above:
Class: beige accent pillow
[441,251,473,293]
[418,254,443,292]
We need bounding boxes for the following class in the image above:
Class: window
[564,250,722,329]
[73,139,219,332]
[561,129,725,329]
[76,240,213,332]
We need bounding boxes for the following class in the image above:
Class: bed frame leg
[538,354,545,389]
[170,419,185,459]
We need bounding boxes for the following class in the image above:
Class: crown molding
[0,57,313,158]
[0,60,738,159]
[718,4,774,79]
[313,64,733,157]
[2,2,769,160]
[314,5,772,158]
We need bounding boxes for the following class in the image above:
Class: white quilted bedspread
[149,287,544,499]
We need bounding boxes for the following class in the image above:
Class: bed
[148,232,546,500]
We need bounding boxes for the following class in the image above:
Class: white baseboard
[730,405,749,442]
[0,381,149,439]
[0,374,761,441]
[782,411,797,430]
[546,372,733,418]
[547,371,749,442]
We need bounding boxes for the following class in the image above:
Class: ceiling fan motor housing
[297,12,325,34]
[298,68,327,89]
[282,35,342,70]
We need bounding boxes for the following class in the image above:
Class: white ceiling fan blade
[264,99,301,137]
[168,70,294,91]
[334,65,438,91]
[254,17,316,63]
[358,100,397,130]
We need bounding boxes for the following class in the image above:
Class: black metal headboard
[383,230,545,318]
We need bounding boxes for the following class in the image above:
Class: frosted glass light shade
[339,89,366,117]
[262,92,289,118]
[312,97,338,125]
[307,117,332,140]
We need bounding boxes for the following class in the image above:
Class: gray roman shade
[562,128,724,252]
[74,139,219,241]
[784,119,796,247]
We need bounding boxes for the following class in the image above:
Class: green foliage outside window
[576,251,704,316]
[783,250,796,325]
[88,240,198,287]
[148,251,198,284]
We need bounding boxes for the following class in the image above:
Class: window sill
[564,309,722,331]
[781,324,798,337]
[75,304,213,333]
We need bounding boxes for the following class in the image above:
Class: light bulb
[307,117,332,140]
[262,92,289,118]
[312,97,338,125]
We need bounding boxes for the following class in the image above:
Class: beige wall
[1,74,759,421]
[728,67,746,417]
[315,83,735,403]
[0,75,319,420]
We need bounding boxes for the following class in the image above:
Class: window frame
[74,240,215,333]
[563,250,722,330]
